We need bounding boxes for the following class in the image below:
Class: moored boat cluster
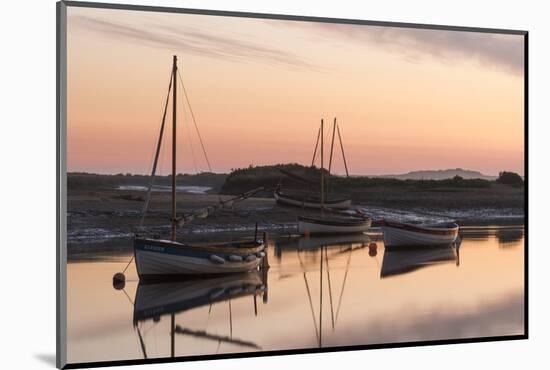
[129,56,460,282]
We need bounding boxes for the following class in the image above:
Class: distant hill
[220,164,494,195]
[378,168,497,181]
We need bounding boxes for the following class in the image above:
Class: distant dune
[377,168,498,181]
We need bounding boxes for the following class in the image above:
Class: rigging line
[122,256,134,274]
[143,67,172,183]
[297,250,319,342]
[136,326,149,359]
[336,124,349,178]
[176,70,213,172]
[335,248,352,324]
[328,118,337,173]
[139,71,173,226]
[180,82,199,174]
[176,69,222,204]
[319,247,324,348]
[121,287,135,306]
[185,111,199,174]
[327,118,337,194]
[311,125,321,167]
[325,248,335,330]
[229,300,233,339]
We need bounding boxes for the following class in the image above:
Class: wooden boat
[134,238,265,278]
[274,188,351,210]
[380,219,459,247]
[380,245,458,278]
[296,118,371,235]
[298,215,371,235]
[275,118,352,210]
[133,56,264,279]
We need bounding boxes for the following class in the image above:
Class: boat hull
[274,189,351,210]
[381,221,459,247]
[298,216,371,235]
[134,238,264,278]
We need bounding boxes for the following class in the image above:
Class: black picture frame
[57,1,528,368]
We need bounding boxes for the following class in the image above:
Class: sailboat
[134,56,265,279]
[274,118,352,210]
[274,188,351,210]
[297,119,371,235]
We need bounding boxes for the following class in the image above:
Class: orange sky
[67,7,525,176]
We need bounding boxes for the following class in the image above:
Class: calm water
[67,226,524,364]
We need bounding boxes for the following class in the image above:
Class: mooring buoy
[113,272,126,290]
[368,243,378,257]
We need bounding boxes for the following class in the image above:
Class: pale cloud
[70,14,321,71]
[275,20,524,75]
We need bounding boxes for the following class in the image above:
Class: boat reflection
[496,228,524,247]
[132,270,267,358]
[381,244,459,278]
[275,233,370,254]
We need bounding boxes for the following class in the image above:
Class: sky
[66,7,525,176]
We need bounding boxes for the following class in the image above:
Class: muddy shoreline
[67,186,524,259]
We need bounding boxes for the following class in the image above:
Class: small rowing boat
[298,215,371,235]
[380,219,459,247]
[274,187,351,210]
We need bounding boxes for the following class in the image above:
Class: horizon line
[66,166,522,178]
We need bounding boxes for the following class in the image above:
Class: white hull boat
[381,220,459,247]
[131,56,267,280]
[298,215,371,235]
[134,237,265,279]
[275,188,351,210]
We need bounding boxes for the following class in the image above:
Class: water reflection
[67,226,525,364]
[381,245,458,278]
[496,228,524,247]
[132,271,267,359]
[275,233,371,251]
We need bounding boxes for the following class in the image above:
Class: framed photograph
[57,1,527,368]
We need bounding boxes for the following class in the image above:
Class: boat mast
[171,55,178,241]
[320,119,324,209]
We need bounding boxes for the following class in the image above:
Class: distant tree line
[67,172,227,191]
[496,171,524,187]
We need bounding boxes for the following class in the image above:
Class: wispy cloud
[268,20,524,75]
[70,14,320,71]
